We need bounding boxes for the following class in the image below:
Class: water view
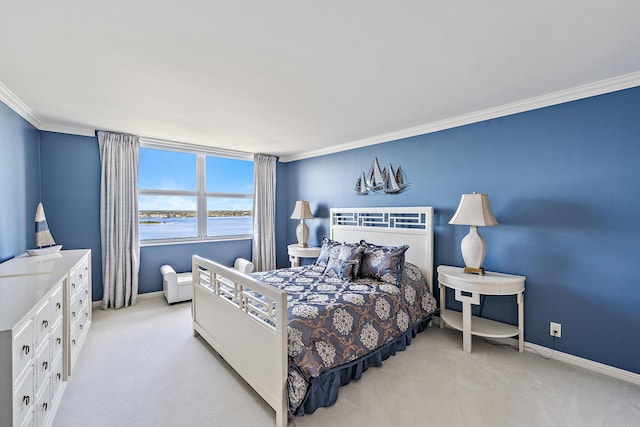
[140,216,252,240]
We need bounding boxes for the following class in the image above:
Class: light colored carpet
[53,294,640,427]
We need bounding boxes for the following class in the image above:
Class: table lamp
[291,200,314,247]
[449,192,498,275]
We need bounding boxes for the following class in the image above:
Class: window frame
[139,138,254,246]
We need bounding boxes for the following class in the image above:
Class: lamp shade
[449,193,498,226]
[291,200,314,220]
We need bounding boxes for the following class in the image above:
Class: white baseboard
[92,290,165,308]
[433,317,640,386]
[522,341,640,386]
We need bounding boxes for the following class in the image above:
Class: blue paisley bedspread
[251,262,437,414]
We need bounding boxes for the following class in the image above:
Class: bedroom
[1,2,640,426]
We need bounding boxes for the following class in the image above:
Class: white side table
[287,244,321,267]
[437,265,526,353]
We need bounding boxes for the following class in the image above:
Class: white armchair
[160,264,193,304]
[161,258,254,304]
[233,257,255,274]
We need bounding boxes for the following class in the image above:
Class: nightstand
[437,265,526,353]
[287,244,321,267]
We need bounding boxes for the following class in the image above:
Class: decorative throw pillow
[359,241,409,285]
[323,259,359,281]
[315,237,342,268]
[323,243,365,280]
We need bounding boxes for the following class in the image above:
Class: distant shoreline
[139,210,251,219]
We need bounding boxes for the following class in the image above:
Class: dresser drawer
[51,356,64,401]
[70,323,80,355]
[69,295,79,328]
[76,309,88,339]
[13,318,34,382]
[50,321,63,363]
[35,377,51,427]
[13,366,34,427]
[51,286,63,324]
[76,284,88,313]
[35,339,51,390]
[69,259,89,294]
[34,300,51,351]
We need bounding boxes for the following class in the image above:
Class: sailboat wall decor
[355,157,409,195]
[27,202,63,256]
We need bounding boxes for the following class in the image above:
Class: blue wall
[0,102,41,261]
[39,132,103,298]
[281,87,640,375]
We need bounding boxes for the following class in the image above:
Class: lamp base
[296,220,309,248]
[463,267,485,276]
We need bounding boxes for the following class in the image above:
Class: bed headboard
[330,206,434,294]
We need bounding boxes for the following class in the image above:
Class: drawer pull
[56,337,62,344]
[56,373,62,380]
[43,361,49,370]
[22,395,30,406]
[72,339,76,346]
[22,345,30,355]
[56,302,61,310]
[72,283,76,289]
[80,324,84,330]
[80,299,83,305]
[42,320,49,328]
[42,402,48,412]
[72,311,76,318]
[79,274,83,279]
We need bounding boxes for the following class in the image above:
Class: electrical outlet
[550,322,562,338]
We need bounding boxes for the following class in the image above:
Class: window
[138,143,253,243]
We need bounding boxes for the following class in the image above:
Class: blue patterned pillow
[323,243,365,280]
[359,241,409,285]
[315,236,341,268]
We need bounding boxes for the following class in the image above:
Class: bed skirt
[291,314,435,416]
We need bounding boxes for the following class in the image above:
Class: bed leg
[276,409,287,427]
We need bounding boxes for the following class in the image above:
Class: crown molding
[0,81,96,136]
[280,70,640,162]
[39,123,96,137]
[0,81,43,129]
[140,137,253,160]
[3,71,640,159]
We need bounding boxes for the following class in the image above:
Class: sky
[138,148,253,211]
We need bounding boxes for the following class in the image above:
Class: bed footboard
[191,255,288,427]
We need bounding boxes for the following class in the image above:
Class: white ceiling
[1,1,640,161]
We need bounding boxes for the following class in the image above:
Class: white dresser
[0,273,67,427]
[0,250,92,427]
[0,250,92,377]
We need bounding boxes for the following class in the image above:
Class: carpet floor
[53,294,640,426]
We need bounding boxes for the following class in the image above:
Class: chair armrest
[233,258,254,274]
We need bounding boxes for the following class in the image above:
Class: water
[140,216,252,240]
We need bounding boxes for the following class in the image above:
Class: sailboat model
[27,203,63,256]
[366,157,386,191]
[394,165,409,192]
[355,157,410,195]
[354,171,369,195]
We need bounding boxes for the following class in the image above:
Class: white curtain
[252,154,277,272]
[97,131,140,309]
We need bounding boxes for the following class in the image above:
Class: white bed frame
[192,206,433,427]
